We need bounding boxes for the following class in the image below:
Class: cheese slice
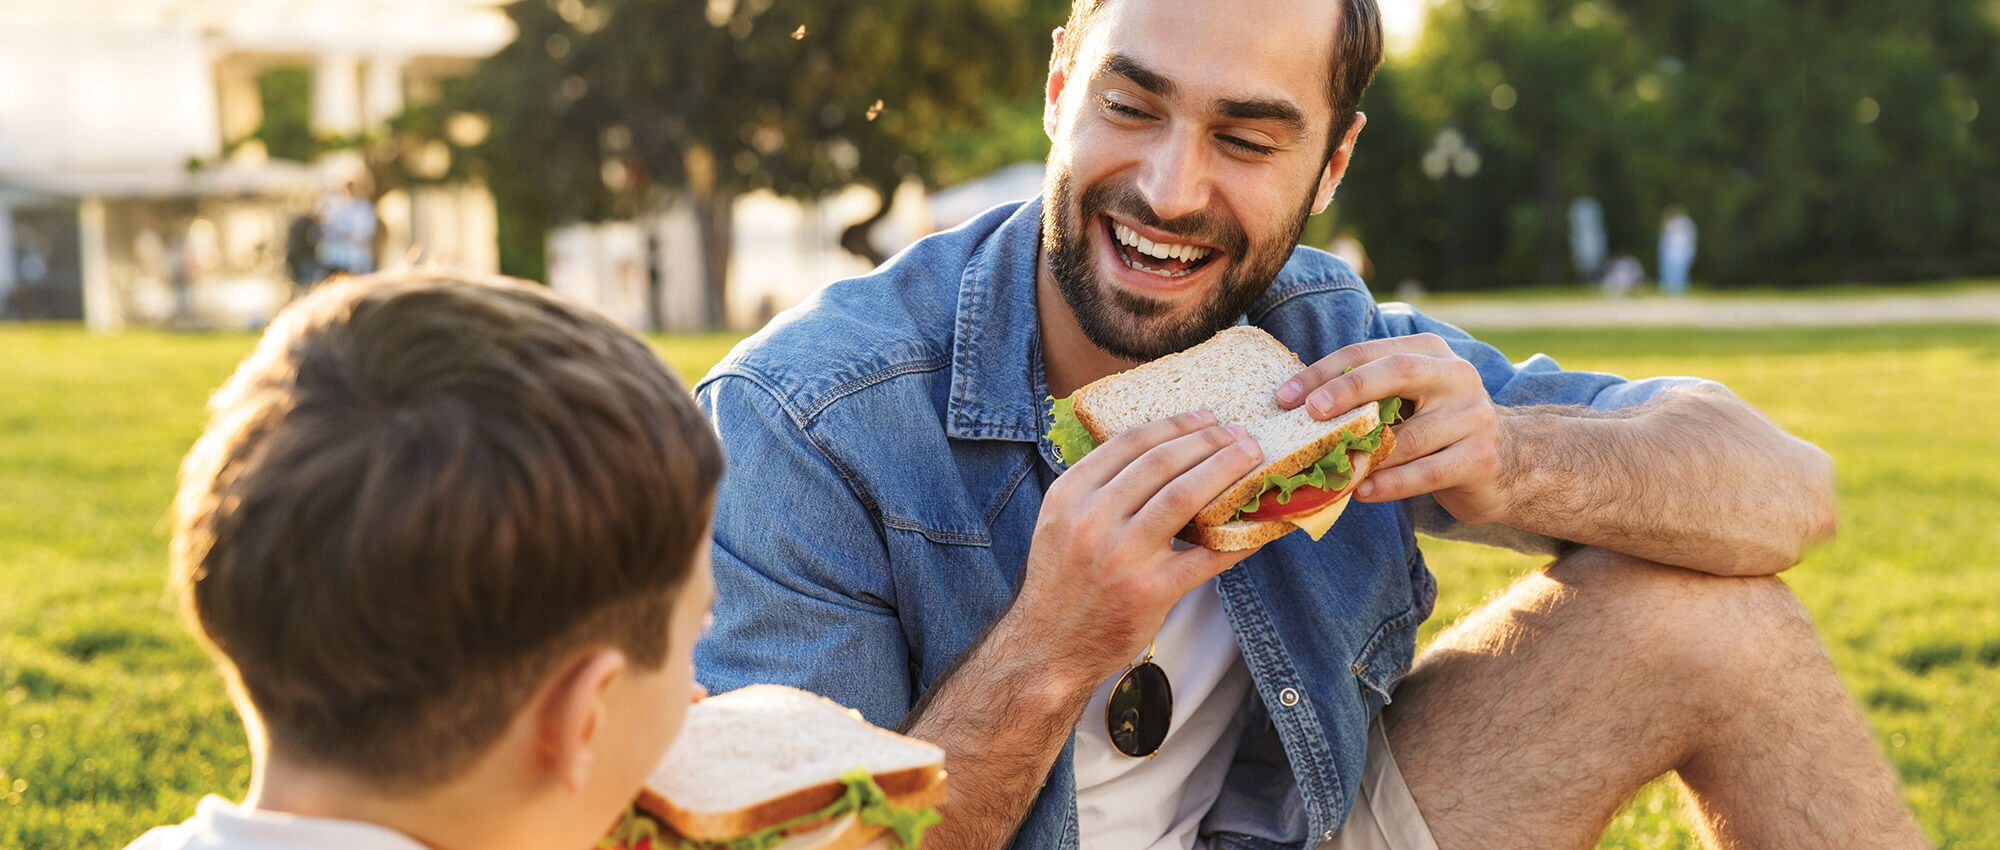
[1288,451,1373,541]
[1291,494,1354,541]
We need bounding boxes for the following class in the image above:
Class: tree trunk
[1537,148,1565,284]
[692,183,735,330]
[839,179,898,268]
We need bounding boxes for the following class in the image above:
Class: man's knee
[1546,548,1819,689]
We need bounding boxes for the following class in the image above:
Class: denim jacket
[694,199,1705,849]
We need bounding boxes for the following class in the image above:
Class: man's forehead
[1075,0,1339,112]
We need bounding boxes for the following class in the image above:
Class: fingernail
[1195,409,1217,423]
[1356,481,1374,500]
[1307,389,1334,416]
[1229,425,1253,440]
[1277,381,1303,405]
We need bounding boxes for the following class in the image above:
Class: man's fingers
[1063,409,1217,488]
[1160,544,1261,597]
[1298,352,1447,421]
[1356,440,1490,503]
[1370,399,1469,468]
[1127,434,1263,533]
[1276,333,1451,410]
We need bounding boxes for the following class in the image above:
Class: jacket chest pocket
[1352,603,1422,716]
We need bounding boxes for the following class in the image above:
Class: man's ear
[1312,111,1369,215]
[536,647,629,794]
[1045,27,1070,140]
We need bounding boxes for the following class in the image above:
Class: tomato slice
[1239,482,1344,521]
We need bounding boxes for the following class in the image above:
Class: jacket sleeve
[1376,303,1725,553]
[692,372,915,729]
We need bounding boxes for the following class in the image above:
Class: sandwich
[1046,326,1403,551]
[602,685,948,850]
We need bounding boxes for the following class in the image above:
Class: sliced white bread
[638,685,946,842]
[1071,326,1386,528]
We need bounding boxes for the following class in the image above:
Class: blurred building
[0,0,509,329]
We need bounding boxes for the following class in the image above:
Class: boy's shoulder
[124,796,428,850]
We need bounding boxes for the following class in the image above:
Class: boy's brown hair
[171,270,723,790]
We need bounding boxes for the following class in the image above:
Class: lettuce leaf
[846,767,943,849]
[600,803,666,849]
[1046,395,1099,466]
[1232,398,1404,520]
[664,769,940,850]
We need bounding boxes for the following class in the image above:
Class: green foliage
[418,0,1069,278]
[1342,0,2000,289]
[251,66,316,162]
[4,317,1996,848]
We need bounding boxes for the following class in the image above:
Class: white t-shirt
[1075,577,1252,850]
[123,795,428,850]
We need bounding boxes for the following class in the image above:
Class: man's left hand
[1275,333,1510,524]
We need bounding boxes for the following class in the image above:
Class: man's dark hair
[1055,0,1384,160]
[171,270,723,790]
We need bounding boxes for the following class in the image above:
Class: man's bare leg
[1383,548,1926,849]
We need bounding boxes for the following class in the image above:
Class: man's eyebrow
[1218,97,1308,138]
[1099,52,1309,140]
[1101,52,1175,99]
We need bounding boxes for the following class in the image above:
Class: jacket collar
[945,198,1052,445]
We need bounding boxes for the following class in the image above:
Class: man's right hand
[1011,409,1267,688]
[900,409,1265,849]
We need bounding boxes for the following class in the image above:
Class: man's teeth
[1114,222,1212,263]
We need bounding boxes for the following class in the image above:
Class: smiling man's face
[1040,0,1352,361]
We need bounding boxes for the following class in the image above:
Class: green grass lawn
[3,322,1994,848]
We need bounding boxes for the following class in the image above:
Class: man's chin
[1077,293,1233,361]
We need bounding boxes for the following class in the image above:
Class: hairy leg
[1382,548,1926,849]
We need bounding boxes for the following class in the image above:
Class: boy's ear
[537,647,629,794]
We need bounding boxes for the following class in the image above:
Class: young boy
[128,270,724,850]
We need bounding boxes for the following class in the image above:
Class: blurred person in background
[316,180,377,280]
[1602,252,1644,298]
[284,208,322,292]
[1328,230,1372,281]
[1658,205,1697,297]
[1568,195,1605,285]
[694,1,1927,848]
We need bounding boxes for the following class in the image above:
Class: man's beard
[1041,163,1315,362]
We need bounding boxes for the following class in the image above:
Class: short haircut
[171,270,724,790]
[1055,0,1383,161]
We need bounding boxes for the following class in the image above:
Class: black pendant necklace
[1106,640,1173,758]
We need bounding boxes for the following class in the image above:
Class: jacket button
[1279,687,1300,707]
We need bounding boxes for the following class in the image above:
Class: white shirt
[123,796,429,850]
[1074,577,1253,850]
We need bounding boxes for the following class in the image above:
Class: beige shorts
[1317,718,1438,850]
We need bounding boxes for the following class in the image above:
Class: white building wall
[0,22,219,172]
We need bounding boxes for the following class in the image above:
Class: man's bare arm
[1282,335,1837,577]
[1482,386,1836,575]
[898,610,1094,849]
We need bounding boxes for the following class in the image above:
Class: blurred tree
[1341,0,2000,290]
[252,67,317,164]
[413,0,1065,328]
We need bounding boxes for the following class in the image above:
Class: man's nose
[1134,128,1213,223]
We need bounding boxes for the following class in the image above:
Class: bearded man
[693,1,1926,847]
